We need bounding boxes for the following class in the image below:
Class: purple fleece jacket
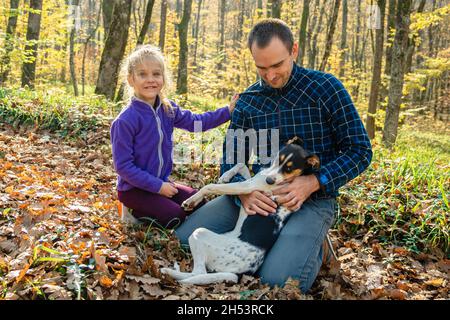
[110,96,231,194]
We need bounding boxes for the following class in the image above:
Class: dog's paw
[160,267,171,275]
[218,164,244,183]
[217,170,236,184]
[181,200,194,211]
[181,193,203,211]
[217,174,231,184]
[160,267,194,281]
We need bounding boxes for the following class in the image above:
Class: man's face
[251,37,298,89]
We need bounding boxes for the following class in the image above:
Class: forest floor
[0,117,448,300]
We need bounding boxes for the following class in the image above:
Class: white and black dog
[161,137,324,285]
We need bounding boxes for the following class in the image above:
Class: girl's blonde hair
[120,44,173,113]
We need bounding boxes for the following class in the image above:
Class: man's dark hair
[248,19,294,53]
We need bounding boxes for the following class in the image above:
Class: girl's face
[128,58,164,106]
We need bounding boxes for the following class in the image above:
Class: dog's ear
[306,154,320,169]
[287,136,303,146]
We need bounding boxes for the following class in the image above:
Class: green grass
[1,86,448,255]
[0,86,118,138]
[338,123,449,255]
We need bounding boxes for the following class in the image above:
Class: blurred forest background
[1,0,449,142]
[0,0,449,300]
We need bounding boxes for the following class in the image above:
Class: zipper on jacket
[156,108,164,178]
[149,102,164,178]
[133,96,165,179]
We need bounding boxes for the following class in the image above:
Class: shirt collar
[131,95,161,110]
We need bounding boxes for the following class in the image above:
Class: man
[176,19,372,293]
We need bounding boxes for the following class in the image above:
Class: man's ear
[291,42,299,60]
[306,154,320,169]
[287,136,303,146]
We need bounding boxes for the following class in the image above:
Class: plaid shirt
[221,63,372,200]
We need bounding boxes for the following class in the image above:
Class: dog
[160,137,324,285]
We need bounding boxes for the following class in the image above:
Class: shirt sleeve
[110,118,164,194]
[315,75,373,195]
[220,103,250,206]
[172,101,231,132]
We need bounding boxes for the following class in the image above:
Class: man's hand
[239,191,277,216]
[272,175,320,211]
[159,182,178,198]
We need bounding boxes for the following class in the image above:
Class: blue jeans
[175,195,336,293]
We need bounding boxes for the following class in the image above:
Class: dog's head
[264,137,320,185]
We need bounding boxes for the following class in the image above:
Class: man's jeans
[175,195,337,293]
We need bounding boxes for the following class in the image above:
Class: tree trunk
[69,0,80,96]
[308,0,326,69]
[257,0,263,18]
[382,0,412,148]
[159,0,167,51]
[193,0,203,66]
[267,0,272,17]
[338,0,348,78]
[404,0,426,73]
[95,0,132,100]
[102,0,115,41]
[297,0,310,66]
[217,0,226,71]
[352,0,362,70]
[176,0,193,95]
[132,1,139,40]
[69,21,79,96]
[304,0,318,68]
[176,0,183,17]
[235,0,245,49]
[354,27,368,101]
[271,0,281,19]
[137,0,155,45]
[384,0,396,77]
[0,0,20,85]
[319,0,341,72]
[21,0,43,89]
[428,0,436,58]
[82,2,101,95]
[366,0,386,139]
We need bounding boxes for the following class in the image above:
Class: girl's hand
[159,182,178,198]
[228,93,239,113]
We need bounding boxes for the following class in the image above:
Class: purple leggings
[118,183,203,229]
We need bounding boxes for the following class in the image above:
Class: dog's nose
[266,176,276,185]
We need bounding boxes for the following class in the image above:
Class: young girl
[110,45,237,228]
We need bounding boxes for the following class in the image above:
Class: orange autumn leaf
[424,278,445,287]
[116,201,123,219]
[18,203,30,209]
[393,247,409,256]
[99,275,113,288]
[388,289,407,300]
[114,270,125,282]
[15,263,31,284]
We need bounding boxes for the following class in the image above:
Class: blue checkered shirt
[221,63,372,200]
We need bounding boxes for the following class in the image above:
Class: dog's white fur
[160,162,294,285]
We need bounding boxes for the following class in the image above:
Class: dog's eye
[285,167,292,172]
